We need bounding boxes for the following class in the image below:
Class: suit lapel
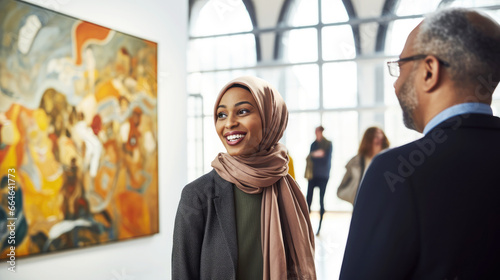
[213,171,238,271]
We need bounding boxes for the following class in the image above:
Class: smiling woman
[172,76,316,280]
[215,84,263,156]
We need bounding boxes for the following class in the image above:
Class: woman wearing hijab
[172,76,316,280]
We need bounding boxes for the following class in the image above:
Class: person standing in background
[337,127,390,205]
[305,126,332,235]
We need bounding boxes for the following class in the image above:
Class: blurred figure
[337,127,390,205]
[340,8,500,279]
[305,126,332,235]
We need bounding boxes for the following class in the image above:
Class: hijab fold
[211,76,316,280]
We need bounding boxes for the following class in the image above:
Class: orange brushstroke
[116,191,150,237]
[73,21,111,65]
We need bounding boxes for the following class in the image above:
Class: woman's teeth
[227,134,244,141]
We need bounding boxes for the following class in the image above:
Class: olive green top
[233,185,263,280]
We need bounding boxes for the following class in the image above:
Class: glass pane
[256,65,320,110]
[195,72,221,115]
[203,116,226,174]
[284,112,321,197]
[285,65,320,110]
[395,0,440,16]
[188,34,257,72]
[322,0,350,23]
[358,111,386,135]
[187,70,256,116]
[187,72,204,95]
[384,106,421,148]
[187,95,205,182]
[322,111,359,211]
[384,18,423,56]
[322,25,356,60]
[287,0,318,27]
[190,0,253,36]
[384,63,399,106]
[282,28,318,63]
[356,61,386,106]
[323,62,357,108]
[253,68,282,92]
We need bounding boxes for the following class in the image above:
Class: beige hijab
[211,76,316,279]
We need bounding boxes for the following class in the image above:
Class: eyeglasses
[386,54,450,77]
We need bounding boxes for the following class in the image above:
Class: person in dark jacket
[305,125,332,235]
[340,8,500,279]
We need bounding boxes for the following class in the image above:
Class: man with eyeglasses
[340,7,500,279]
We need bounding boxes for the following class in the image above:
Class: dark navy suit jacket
[340,114,500,279]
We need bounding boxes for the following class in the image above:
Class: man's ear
[421,55,442,92]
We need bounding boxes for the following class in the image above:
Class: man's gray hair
[414,8,500,93]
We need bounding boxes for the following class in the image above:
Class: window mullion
[318,0,324,123]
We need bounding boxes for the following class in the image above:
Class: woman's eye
[238,108,250,115]
[217,112,227,119]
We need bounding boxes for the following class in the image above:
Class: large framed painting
[0,0,158,259]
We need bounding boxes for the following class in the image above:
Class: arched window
[187,0,258,181]
[188,0,257,72]
[187,0,500,211]
[273,0,361,213]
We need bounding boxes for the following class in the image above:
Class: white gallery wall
[0,0,187,279]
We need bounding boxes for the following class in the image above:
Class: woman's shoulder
[183,170,218,192]
[186,169,217,186]
[181,170,230,200]
[346,154,363,167]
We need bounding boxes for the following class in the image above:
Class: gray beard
[398,70,419,131]
[402,109,417,131]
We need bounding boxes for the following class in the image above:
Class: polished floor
[310,211,353,280]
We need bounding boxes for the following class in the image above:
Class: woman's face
[216,86,263,156]
[373,129,384,146]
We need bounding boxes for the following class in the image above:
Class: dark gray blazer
[172,169,238,280]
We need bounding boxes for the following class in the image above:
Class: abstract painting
[0,0,158,259]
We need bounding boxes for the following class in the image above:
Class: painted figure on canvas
[0,0,158,259]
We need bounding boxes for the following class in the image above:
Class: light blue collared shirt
[423,103,493,135]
